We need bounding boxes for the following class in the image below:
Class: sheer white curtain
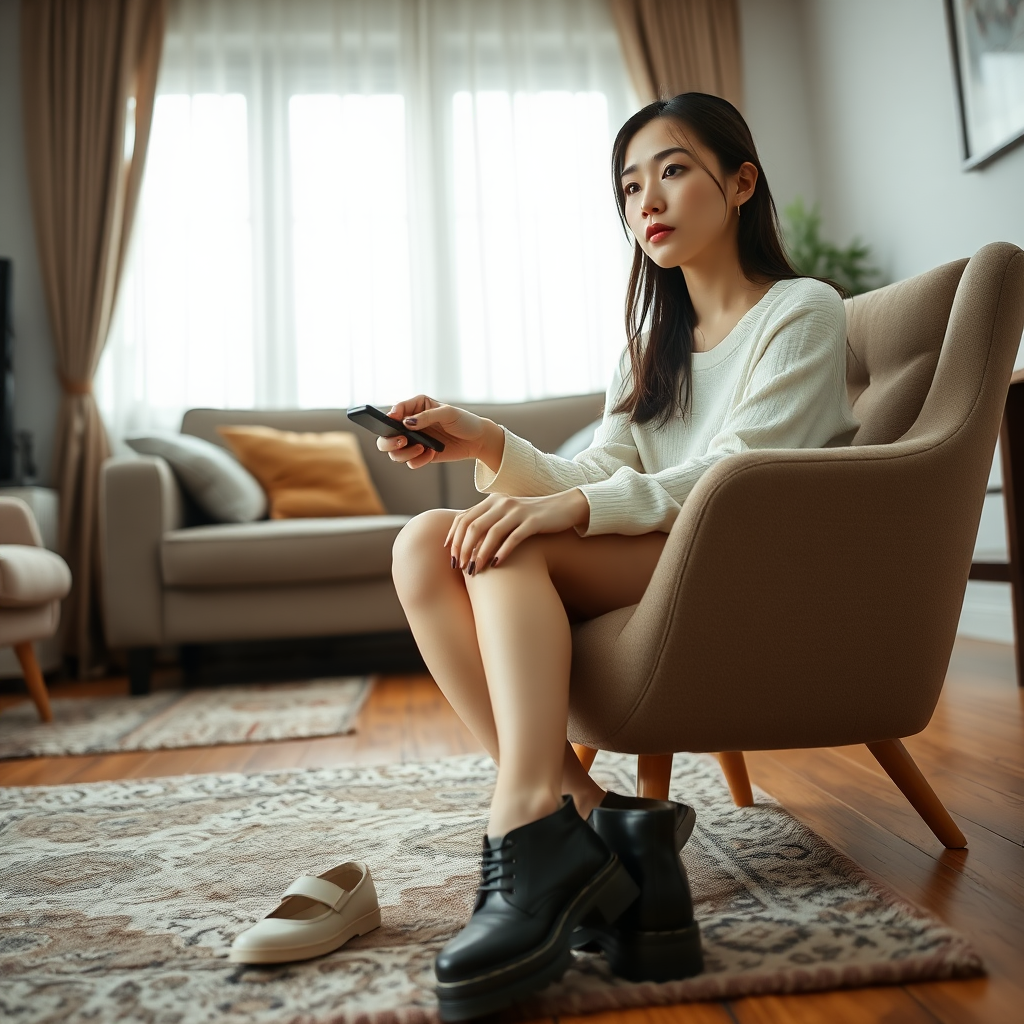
[98,0,635,438]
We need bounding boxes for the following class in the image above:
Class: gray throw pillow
[555,419,601,460]
[125,432,267,523]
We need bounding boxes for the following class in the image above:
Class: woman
[381,93,858,1017]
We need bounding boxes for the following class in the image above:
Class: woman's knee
[392,508,459,602]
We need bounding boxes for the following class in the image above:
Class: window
[98,0,634,438]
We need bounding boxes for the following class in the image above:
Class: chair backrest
[844,258,969,447]
[565,243,1024,754]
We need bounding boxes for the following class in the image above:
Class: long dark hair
[610,92,838,426]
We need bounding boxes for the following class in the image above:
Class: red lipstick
[645,222,674,243]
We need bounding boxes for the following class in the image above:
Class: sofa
[100,393,603,693]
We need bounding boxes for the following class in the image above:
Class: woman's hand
[377,395,505,470]
[446,490,591,573]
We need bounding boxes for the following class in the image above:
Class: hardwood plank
[3,754,92,786]
[728,986,940,1023]
[836,743,1024,847]
[249,738,337,773]
[753,746,1024,912]
[406,674,483,762]
[744,751,1024,1024]
[561,1005,735,1024]
[905,978,1000,1024]
[0,757,62,786]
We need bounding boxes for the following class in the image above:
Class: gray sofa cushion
[126,432,267,523]
[161,515,410,588]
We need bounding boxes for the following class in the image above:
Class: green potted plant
[782,198,882,296]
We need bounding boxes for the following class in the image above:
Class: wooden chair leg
[718,751,754,806]
[867,739,967,849]
[572,743,598,772]
[13,641,52,723]
[637,753,673,799]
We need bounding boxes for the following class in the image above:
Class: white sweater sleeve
[476,284,854,536]
[473,356,641,501]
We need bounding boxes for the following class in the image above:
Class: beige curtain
[611,0,743,108]
[20,0,165,672]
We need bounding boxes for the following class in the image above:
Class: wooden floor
[2,636,1022,1024]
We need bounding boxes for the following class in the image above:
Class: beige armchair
[570,241,1024,851]
[0,498,72,721]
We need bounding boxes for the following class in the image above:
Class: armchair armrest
[0,546,71,607]
[0,497,44,547]
[570,435,988,753]
[100,455,185,648]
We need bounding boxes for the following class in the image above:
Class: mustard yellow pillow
[217,425,386,520]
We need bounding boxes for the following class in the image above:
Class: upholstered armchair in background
[0,498,72,721]
[570,241,1024,851]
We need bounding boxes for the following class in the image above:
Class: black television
[0,259,15,483]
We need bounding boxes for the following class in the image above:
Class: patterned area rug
[0,752,981,1023]
[0,677,371,759]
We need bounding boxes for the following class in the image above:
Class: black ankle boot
[577,800,703,983]
[597,791,696,852]
[434,796,639,1021]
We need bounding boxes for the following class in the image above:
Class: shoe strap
[282,875,352,912]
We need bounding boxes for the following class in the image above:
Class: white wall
[796,0,1024,642]
[0,0,60,486]
[738,0,820,216]
[800,0,1024,281]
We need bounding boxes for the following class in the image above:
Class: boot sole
[584,919,704,982]
[436,855,639,1021]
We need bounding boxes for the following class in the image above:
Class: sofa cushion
[161,516,410,588]
[217,425,387,519]
[126,432,267,523]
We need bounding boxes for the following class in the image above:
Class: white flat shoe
[229,861,381,964]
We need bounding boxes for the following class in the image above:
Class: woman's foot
[434,796,639,1021]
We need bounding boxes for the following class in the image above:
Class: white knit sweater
[474,277,860,537]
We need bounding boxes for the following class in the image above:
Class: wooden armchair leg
[572,743,598,772]
[867,738,967,849]
[637,753,673,799]
[14,641,52,723]
[718,751,754,806]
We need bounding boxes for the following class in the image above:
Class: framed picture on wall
[945,0,1024,170]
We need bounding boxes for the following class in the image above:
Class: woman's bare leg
[464,540,571,835]
[393,511,599,804]
[392,509,665,835]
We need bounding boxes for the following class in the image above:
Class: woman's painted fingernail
[451,556,457,569]
[491,557,498,567]
[468,561,476,576]
[404,416,418,426]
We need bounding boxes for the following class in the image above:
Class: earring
[737,204,741,218]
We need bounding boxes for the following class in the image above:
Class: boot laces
[478,839,516,895]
